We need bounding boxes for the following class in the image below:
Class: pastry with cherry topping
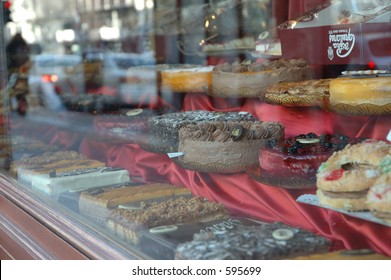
[257,132,364,189]
[316,140,391,211]
[366,173,391,224]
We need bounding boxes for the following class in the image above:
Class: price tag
[167,152,185,158]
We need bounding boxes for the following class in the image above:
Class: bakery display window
[0,0,391,260]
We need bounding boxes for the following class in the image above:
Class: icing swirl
[181,121,284,142]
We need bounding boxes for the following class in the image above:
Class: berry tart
[248,132,366,189]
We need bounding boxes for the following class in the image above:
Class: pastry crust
[264,79,330,106]
[316,189,368,211]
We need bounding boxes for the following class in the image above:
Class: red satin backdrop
[76,92,391,256]
[9,89,391,257]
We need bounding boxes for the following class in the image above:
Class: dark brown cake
[175,222,330,260]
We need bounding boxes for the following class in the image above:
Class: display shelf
[4,91,390,258]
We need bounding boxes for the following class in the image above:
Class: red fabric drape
[75,93,391,257]
[10,91,391,257]
[9,0,391,257]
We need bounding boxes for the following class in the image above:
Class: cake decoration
[230,124,244,141]
[149,225,178,234]
[126,108,144,116]
[272,228,295,241]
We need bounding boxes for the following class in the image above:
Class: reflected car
[83,51,155,87]
[28,53,85,96]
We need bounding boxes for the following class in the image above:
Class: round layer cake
[210,59,312,99]
[143,110,257,154]
[327,74,391,115]
[160,66,214,93]
[256,133,366,189]
[174,120,284,173]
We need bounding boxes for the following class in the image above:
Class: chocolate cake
[175,222,330,260]
[175,120,284,173]
[143,110,256,153]
[106,196,230,245]
[141,217,262,259]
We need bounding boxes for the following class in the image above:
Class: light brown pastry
[366,173,391,224]
[264,78,331,106]
[316,140,391,211]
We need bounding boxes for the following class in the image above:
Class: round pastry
[264,79,331,107]
[160,66,214,93]
[366,173,391,224]
[174,120,284,173]
[327,75,391,115]
[256,133,366,189]
[316,140,391,211]
[210,59,312,99]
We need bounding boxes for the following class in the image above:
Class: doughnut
[316,140,391,211]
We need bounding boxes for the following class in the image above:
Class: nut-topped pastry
[106,196,230,245]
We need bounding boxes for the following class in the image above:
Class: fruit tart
[250,132,366,189]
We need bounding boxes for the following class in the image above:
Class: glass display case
[1,0,390,260]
